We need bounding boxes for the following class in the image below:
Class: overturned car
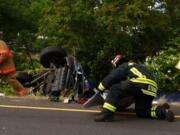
[16,46,94,103]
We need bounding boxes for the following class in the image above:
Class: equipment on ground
[83,89,134,111]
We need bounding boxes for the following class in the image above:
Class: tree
[37,0,103,82]
[144,43,180,91]
[0,0,49,70]
[37,0,180,84]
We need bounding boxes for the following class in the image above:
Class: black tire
[40,46,67,68]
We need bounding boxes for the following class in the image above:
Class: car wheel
[40,46,67,68]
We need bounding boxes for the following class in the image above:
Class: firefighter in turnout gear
[94,54,175,122]
[0,40,29,95]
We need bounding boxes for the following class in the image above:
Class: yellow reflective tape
[98,83,105,91]
[130,67,144,78]
[128,62,134,66]
[103,106,115,112]
[136,78,158,89]
[151,111,158,118]
[151,106,157,111]
[103,102,116,112]
[130,78,158,89]
[151,106,157,118]
[148,87,157,93]
[131,79,157,89]
[104,103,117,110]
[141,89,157,97]
[151,111,154,117]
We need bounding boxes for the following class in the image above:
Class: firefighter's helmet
[111,54,127,67]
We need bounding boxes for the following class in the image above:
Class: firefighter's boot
[94,109,114,122]
[17,89,29,96]
[152,103,175,122]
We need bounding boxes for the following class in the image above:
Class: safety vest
[0,67,16,74]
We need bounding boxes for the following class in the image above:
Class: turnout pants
[105,80,155,118]
[0,72,26,93]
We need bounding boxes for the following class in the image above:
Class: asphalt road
[0,96,179,135]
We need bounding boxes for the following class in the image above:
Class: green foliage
[94,0,170,60]
[0,0,48,40]
[0,81,16,95]
[13,53,43,74]
[36,0,180,86]
[144,43,180,91]
[37,0,96,49]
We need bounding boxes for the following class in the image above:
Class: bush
[144,46,180,91]
[0,81,16,95]
[13,53,44,75]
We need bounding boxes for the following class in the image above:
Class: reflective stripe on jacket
[129,67,158,97]
[0,67,16,74]
[0,49,13,63]
[0,49,13,56]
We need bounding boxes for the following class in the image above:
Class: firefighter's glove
[97,82,105,94]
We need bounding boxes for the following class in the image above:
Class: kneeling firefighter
[0,40,29,95]
[94,54,175,122]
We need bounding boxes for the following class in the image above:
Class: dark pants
[105,80,154,118]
